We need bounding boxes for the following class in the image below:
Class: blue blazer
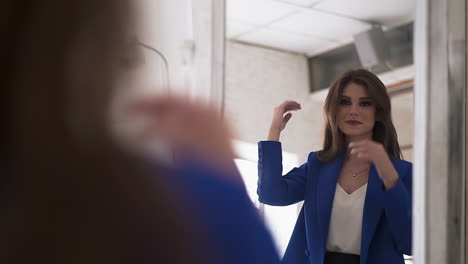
[257,141,412,264]
[169,153,281,264]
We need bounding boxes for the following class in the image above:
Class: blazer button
[304,249,310,257]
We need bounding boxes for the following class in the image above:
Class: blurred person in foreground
[0,1,279,263]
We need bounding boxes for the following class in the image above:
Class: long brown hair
[1,1,207,263]
[317,69,402,162]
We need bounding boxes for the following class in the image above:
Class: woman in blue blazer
[258,69,412,264]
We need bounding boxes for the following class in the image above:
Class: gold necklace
[352,167,369,177]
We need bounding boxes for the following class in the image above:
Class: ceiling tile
[314,0,415,27]
[304,43,345,57]
[227,0,298,26]
[237,27,338,55]
[270,9,371,43]
[226,20,257,39]
[277,0,322,7]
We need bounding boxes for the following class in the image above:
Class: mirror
[225,0,415,261]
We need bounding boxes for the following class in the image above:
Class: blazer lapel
[316,154,345,249]
[360,164,385,263]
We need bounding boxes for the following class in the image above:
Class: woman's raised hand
[128,95,241,182]
[268,100,301,141]
[348,140,399,189]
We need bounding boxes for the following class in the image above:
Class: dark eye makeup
[338,97,373,107]
[339,99,351,105]
[359,101,373,106]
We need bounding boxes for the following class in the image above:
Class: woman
[258,69,412,264]
[1,0,279,263]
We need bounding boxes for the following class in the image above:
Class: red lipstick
[346,120,362,126]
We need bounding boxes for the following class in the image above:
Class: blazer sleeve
[170,152,281,264]
[257,141,309,206]
[382,161,413,255]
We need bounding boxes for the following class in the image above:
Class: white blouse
[326,183,368,255]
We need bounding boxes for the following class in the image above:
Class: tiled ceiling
[227,0,416,57]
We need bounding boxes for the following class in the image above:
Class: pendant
[352,173,356,177]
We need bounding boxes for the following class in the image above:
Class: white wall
[112,0,223,155]
[225,41,323,161]
[391,92,414,162]
[134,0,222,100]
[135,0,191,92]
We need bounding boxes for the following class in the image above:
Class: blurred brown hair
[0,1,205,263]
[317,69,402,162]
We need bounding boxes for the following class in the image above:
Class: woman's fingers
[275,101,301,120]
[348,140,387,162]
[349,139,369,159]
[274,101,301,113]
[128,95,225,142]
[349,146,366,154]
[356,151,370,160]
[284,105,301,113]
[349,145,370,160]
[283,113,292,125]
[281,101,301,111]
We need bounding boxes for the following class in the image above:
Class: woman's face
[336,82,376,142]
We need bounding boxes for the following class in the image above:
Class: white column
[414,0,466,263]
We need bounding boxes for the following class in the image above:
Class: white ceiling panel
[226,20,257,39]
[237,27,338,55]
[314,0,415,27]
[270,9,371,43]
[304,43,344,57]
[276,0,322,7]
[225,0,415,56]
[226,0,299,26]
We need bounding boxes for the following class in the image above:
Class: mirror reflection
[3,0,422,263]
[225,0,415,263]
